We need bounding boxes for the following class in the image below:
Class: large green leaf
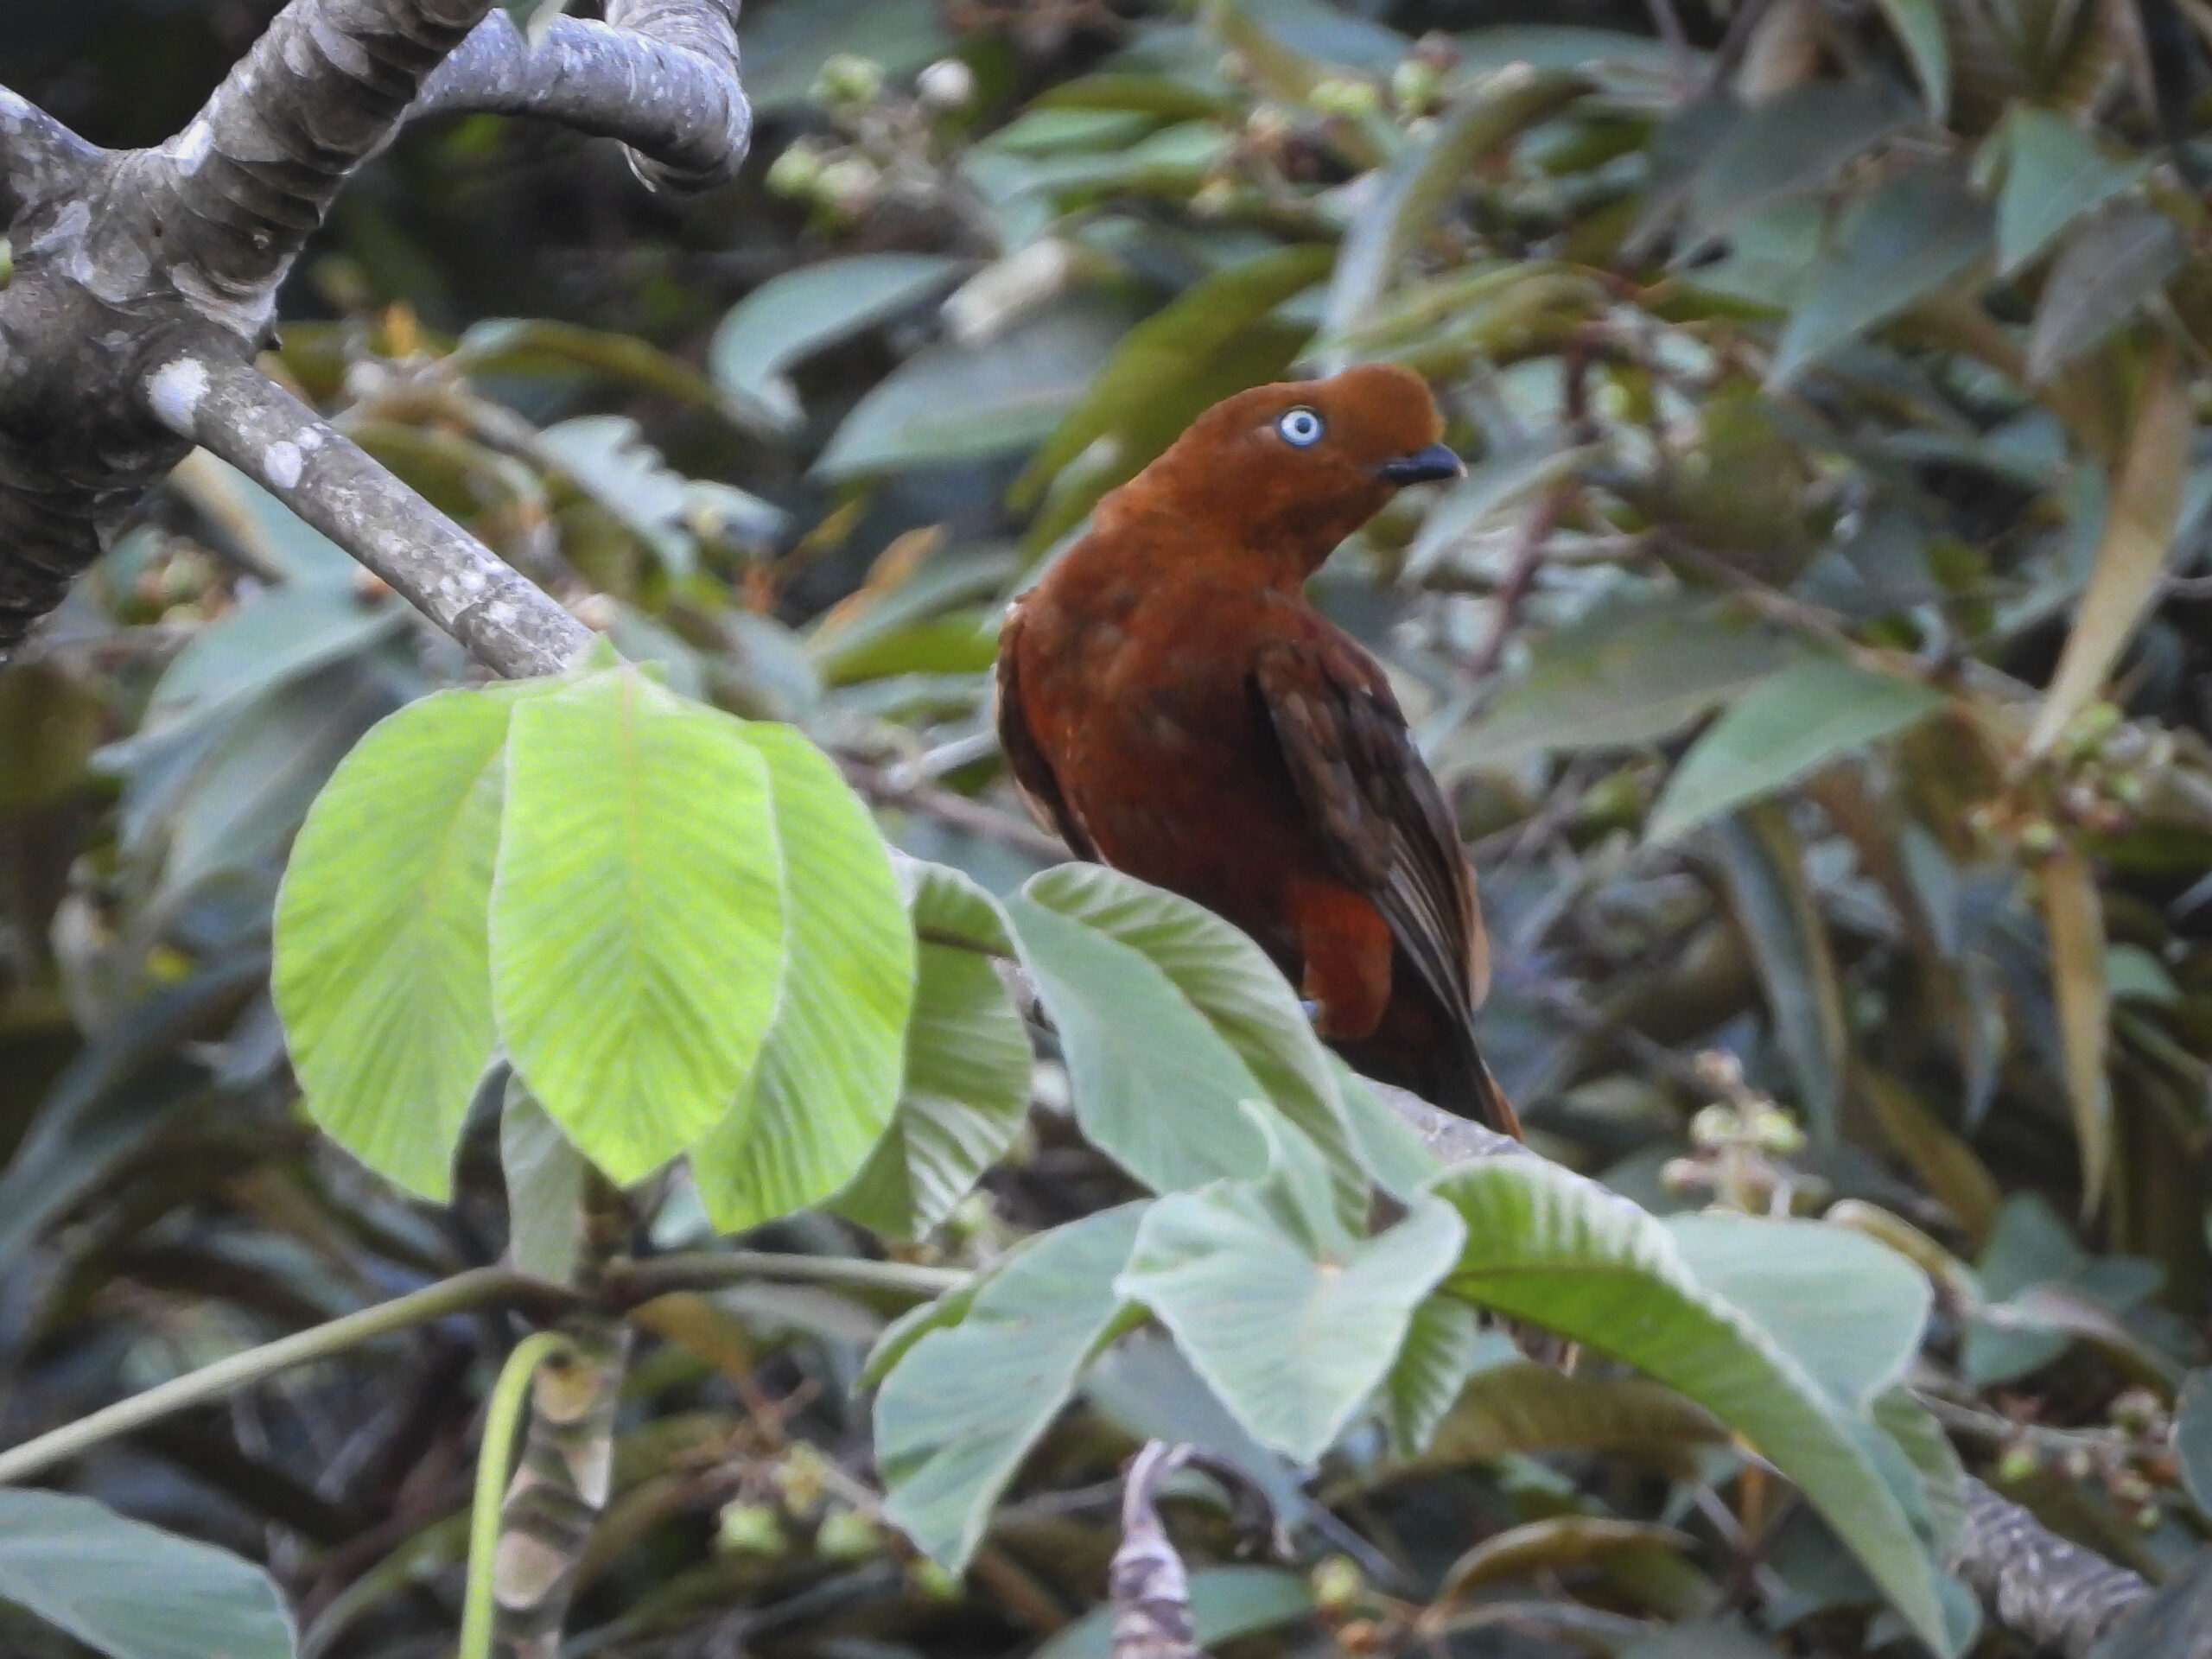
[1770,165,1993,387]
[1001,885,1270,1193]
[1020,865,1370,1221]
[1116,1114,1466,1461]
[709,254,967,432]
[2024,205,2183,383]
[1453,594,1802,766]
[493,668,786,1184]
[1649,657,1945,842]
[275,685,516,1199]
[1680,83,1911,251]
[814,297,1132,478]
[1663,1215,1931,1411]
[689,725,914,1230]
[1432,1159,1957,1653]
[833,860,1033,1237]
[874,1203,1147,1568]
[0,1490,295,1659]
[1421,1361,1728,1473]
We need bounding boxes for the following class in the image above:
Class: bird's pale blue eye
[1276,407,1325,447]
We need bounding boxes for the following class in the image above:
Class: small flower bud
[1994,1443,2040,1484]
[815,1507,880,1561]
[766,139,827,199]
[812,52,886,109]
[917,57,976,111]
[1309,76,1382,118]
[1310,1555,1363,1613]
[1390,58,1440,114]
[717,1501,786,1556]
[1190,177,1238,219]
[816,155,884,219]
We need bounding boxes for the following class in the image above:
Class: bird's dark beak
[1376,443,1464,486]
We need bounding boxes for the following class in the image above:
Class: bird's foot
[1299,997,1322,1027]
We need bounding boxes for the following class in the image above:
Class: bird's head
[1114,363,1463,575]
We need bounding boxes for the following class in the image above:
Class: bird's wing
[994,602,1097,859]
[1252,630,1491,1022]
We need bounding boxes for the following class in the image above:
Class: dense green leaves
[1430,1161,1958,1652]
[276,665,913,1212]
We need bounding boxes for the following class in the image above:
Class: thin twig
[839,754,1068,863]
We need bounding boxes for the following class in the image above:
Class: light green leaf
[1992,109,2145,276]
[1116,1160,1466,1461]
[875,1203,1147,1568]
[1770,165,1992,386]
[709,254,966,432]
[689,725,914,1230]
[1034,1567,1311,1659]
[275,685,515,1199]
[1001,886,1270,1193]
[0,1489,295,1659]
[493,668,785,1184]
[1020,865,1369,1223]
[1452,594,1803,766]
[1433,1159,1955,1652]
[1649,657,1944,842]
[833,861,1033,1237]
[814,297,1132,478]
[1664,1214,1932,1412]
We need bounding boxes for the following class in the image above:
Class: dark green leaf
[2025,204,2184,383]
[1993,109,2145,276]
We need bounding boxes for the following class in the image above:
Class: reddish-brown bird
[996,363,1519,1136]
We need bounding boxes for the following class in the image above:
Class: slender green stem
[606,1250,969,1304]
[0,1267,573,1486]
[460,1331,575,1659]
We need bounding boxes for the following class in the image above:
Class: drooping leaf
[1863,1070,2001,1245]
[833,860,1033,1238]
[1381,1294,1487,1457]
[1992,108,2145,276]
[1705,805,1853,1147]
[1432,1159,1957,1652]
[0,1489,296,1659]
[688,725,914,1231]
[1433,1517,1689,1607]
[2040,845,2113,1215]
[275,685,516,1199]
[2028,340,2191,754]
[1663,1215,1932,1413]
[2025,205,2184,382]
[874,1203,1147,1568]
[1649,657,1945,842]
[1770,164,1993,386]
[708,254,967,432]
[492,668,786,1184]
[1421,1362,1728,1475]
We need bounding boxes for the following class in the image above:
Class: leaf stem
[459,1330,575,1659]
[0,1267,574,1485]
[604,1250,969,1303]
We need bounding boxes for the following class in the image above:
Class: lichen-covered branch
[0,0,747,658]
[415,0,749,192]
[143,346,592,677]
[1947,1478,2153,1657]
[0,86,105,220]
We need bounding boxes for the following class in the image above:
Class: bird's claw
[1298,997,1322,1027]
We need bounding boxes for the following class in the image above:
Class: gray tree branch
[0,0,747,659]
[145,343,591,677]
[414,0,749,192]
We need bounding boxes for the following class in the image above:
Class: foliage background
[3,0,2212,1655]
